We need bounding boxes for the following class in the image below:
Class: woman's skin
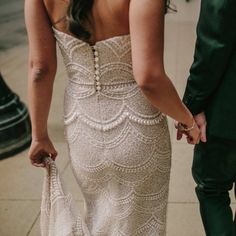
[25,0,200,167]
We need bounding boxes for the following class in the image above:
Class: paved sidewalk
[0,1,235,235]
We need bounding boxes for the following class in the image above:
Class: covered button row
[93,47,101,91]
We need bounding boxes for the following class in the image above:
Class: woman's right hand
[28,136,58,168]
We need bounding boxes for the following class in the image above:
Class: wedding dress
[40,28,172,236]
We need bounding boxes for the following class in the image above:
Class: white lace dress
[40,28,172,236]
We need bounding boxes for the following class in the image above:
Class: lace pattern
[40,28,172,236]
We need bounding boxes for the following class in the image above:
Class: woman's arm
[25,0,58,166]
[129,0,195,129]
[25,0,57,140]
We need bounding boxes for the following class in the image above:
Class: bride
[25,0,200,235]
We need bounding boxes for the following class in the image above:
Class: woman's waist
[67,76,136,86]
[65,78,139,97]
[64,83,164,128]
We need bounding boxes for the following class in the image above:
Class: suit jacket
[183,0,236,141]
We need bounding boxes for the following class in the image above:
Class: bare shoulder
[43,0,69,29]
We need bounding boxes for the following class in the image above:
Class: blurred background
[0,0,27,50]
[0,0,235,235]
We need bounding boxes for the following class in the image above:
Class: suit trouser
[192,135,236,236]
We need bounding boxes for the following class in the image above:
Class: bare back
[43,0,130,44]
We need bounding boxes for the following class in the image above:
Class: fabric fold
[40,157,90,236]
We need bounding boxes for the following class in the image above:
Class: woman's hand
[28,136,57,168]
[176,120,201,145]
[185,123,201,145]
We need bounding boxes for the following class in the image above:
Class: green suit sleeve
[183,0,236,115]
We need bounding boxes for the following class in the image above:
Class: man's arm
[183,0,236,115]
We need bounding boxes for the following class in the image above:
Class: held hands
[176,112,207,144]
[28,136,57,168]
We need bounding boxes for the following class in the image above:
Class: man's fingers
[200,123,207,142]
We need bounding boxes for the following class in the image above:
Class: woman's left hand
[28,136,58,168]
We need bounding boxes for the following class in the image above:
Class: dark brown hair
[67,0,172,41]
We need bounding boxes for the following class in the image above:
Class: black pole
[0,72,31,160]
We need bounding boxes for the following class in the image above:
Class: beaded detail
[40,28,172,236]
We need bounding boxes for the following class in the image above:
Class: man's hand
[194,112,207,142]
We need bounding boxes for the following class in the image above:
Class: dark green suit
[183,0,236,235]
